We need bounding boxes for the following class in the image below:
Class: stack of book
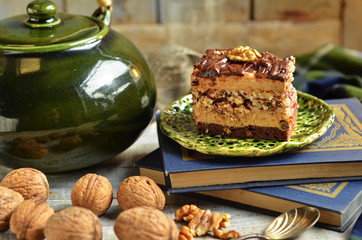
[135,98,362,232]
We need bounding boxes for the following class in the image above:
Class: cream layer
[191,71,293,93]
[193,104,294,129]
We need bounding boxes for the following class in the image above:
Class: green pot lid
[0,0,110,54]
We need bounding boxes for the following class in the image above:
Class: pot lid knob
[25,0,61,28]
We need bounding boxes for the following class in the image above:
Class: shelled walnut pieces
[44,206,102,240]
[71,173,113,216]
[0,168,49,202]
[0,186,24,232]
[175,204,242,240]
[10,199,54,240]
[114,206,179,240]
[117,176,165,210]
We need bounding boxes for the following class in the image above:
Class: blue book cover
[135,148,362,232]
[156,98,362,190]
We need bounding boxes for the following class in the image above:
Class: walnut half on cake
[191,46,298,141]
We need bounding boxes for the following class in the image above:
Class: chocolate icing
[193,49,294,82]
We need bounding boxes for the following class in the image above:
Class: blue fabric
[294,44,362,102]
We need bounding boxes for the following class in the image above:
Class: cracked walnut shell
[10,199,54,240]
[114,206,179,240]
[0,168,49,202]
[44,206,102,240]
[71,173,113,216]
[0,186,24,232]
[117,176,165,210]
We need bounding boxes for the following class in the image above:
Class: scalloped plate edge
[160,91,335,157]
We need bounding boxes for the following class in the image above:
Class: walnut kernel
[175,204,242,239]
[10,199,54,240]
[0,168,49,202]
[114,206,179,240]
[71,173,113,216]
[0,186,24,232]
[228,46,261,62]
[117,176,165,210]
[44,206,102,240]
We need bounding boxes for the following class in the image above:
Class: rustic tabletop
[0,119,355,240]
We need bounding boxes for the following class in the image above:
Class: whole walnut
[114,206,179,240]
[117,176,165,210]
[0,186,24,232]
[58,136,83,150]
[71,173,113,216]
[10,199,54,240]
[12,137,48,159]
[44,206,102,240]
[0,168,49,202]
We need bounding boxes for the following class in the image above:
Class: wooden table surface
[0,120,356,240]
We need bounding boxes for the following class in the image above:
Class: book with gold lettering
[147,98,362,193]
[135,148,362,232]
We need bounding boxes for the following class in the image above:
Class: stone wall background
[1,0,361,57]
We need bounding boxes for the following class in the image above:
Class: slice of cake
[191,46,298,141]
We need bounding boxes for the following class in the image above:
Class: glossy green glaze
[0,0,111,53]
[25,0,61,28]
[0,1,156,172]
[27,0,57,19]
[0,13,108,53]
[159,91,335,157]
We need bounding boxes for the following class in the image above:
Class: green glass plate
[159,91,335,157]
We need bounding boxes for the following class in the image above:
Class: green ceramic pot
[0,0,156,172]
